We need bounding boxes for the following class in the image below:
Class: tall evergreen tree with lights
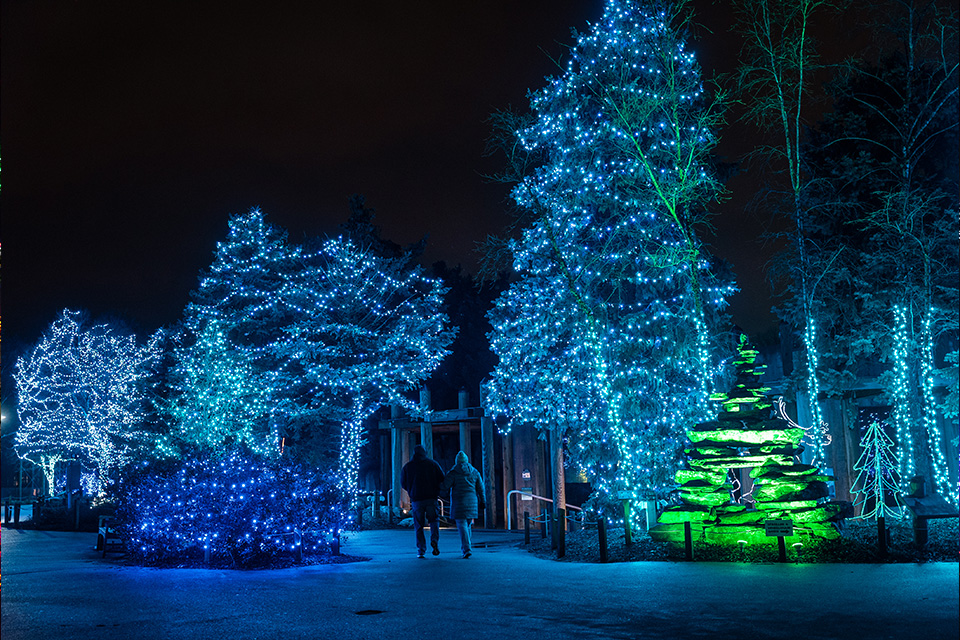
[15,309,156,495]
[486,0,734,514]
[163,208,296,457]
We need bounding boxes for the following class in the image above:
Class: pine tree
[14,309,155,495]
[164,208,296,457]
[164,318,273,455]
[486,0,733,512]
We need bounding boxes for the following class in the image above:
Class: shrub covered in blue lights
[116,446,348,568]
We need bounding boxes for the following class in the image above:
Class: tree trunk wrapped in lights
[651,336,842,546]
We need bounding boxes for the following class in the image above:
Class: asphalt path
[2,525,957,640]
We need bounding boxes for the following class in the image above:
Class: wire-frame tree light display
[851,418,904,520]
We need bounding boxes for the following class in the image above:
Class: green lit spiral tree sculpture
[650,335,843,546]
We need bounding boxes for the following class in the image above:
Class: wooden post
[458,387,470,461]
[598,517,608,563]
[73,492,81,531]
[550,430,566,533]
[524,511,530,545]
[541,506,547,539]
[421,386,434,460]
[623,500,632,546]
[501,430,514,533]
[391,424,402,513]
[877,516,887,555]
[481,416,495,528]
[401,431,412,510]
[551,510,558,550]
[557,508,566,558]
[684,521,693,561]
[777,535,787,562]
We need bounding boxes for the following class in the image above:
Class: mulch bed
[521,517,959,564]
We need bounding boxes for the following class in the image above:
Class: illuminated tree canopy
[157,208,454,497]
[284,236,455,495]
[14,309,157,495]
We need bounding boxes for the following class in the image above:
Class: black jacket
[400,448,445,502]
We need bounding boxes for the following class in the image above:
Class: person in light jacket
[440,451,485,558]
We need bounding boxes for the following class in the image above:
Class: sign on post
[764,519,794,537]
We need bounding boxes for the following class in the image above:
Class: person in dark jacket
[400,445,445,558]
[439,451,485,558]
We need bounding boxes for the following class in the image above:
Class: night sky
[2,1,850,353]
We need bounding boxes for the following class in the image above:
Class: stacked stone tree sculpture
[650,336,842,546]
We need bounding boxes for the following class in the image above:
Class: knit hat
[455,451,468,465]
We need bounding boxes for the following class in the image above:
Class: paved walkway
[2,525,957,640]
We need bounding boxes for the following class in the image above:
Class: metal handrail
[384,490,449,520]
[506,490,582,531]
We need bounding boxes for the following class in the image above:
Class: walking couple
[400,445,485,559]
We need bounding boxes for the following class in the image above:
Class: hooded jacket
[440,451,486,520]
[400,445,445,502]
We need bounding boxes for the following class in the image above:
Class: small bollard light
[792,542,803,564]
[737,539,747,561]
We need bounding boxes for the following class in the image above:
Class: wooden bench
[97,516,123,557]
[902,476,959,546]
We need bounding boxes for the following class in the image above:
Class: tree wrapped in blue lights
[162,208,296,458]
[115,208,451,564]
[116,447,345,568]
[14,309,156,495]
[163,318,272,456]
[284,236,455,496]
[486,0,733,511]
